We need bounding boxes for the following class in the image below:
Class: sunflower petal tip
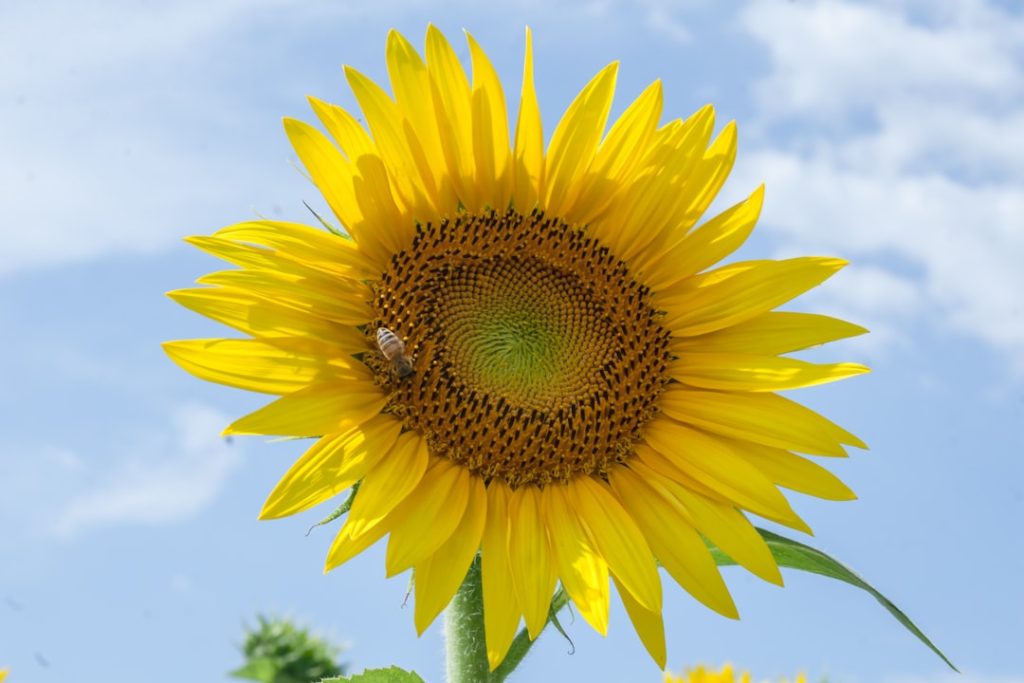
[256,503,276,521]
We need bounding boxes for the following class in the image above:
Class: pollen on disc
[367,209,672,488]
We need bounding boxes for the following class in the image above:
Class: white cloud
[52,404,243,536]
[642,1,694,44]
[744,0,1020,121]
[0,0,377,278]
[738,0,1024,372]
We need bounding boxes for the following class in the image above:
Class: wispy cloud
[52,404,243,536]
[738,0,1024,372]
[0,0,367,278]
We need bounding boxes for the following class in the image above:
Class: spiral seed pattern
[369,209,671,487]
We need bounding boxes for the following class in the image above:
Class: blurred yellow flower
[666,664,807,683]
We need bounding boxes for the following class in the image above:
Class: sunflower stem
[444,557,490,683]
[444,559,571,683]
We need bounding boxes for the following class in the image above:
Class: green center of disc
[435,256,612,410]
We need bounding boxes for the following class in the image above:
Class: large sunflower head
[165,26,867,670]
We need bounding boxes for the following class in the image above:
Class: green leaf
[230,658,277,682]
[708,528,956,671]
[320,666,426,683]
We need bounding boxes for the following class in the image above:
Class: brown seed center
[370,209,671,487]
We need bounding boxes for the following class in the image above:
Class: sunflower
[165,26,867,670]
[666,664,807,683]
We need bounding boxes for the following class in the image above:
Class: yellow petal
[641,184,764,292]
[671,311,869,355]
[162,337,364,396]
[282,117,396,266]
[512,27,543,212]
[599,105,715,263]
[384,30,455,214]
[659,386,867,456]
[342,431,428,538]
[672,120,738,234]
[568,476,661,612]
[660,257,848,337]
[632,442,730,504]
[643,418,810,534]
[481,481,522,670]
[731,440,857,501]
[224,382,387,437]
[211,220,374,278]
[344,65,439,229]
[413,476,487,634]
[648,104,715,170]
[670,353,870,392]
[186,235,363,282]
[507,486,557,638]
[325,516,388,571]
[467,31,512,210]
[592,80,663,184]
[571,80,663,224]
[659,477,782,586]
[308,96,376,161]
[613,573,666,669]
[259,414,403,519]
[385,459,471,577]
[166,287,367,350]
[543,62,619,218]
[543,484,610,635]
[608,464,737,619]
[196,269,372,327]
[425,25,476,209]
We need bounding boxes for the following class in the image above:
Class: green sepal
[306,483,360,536]
[708,527,957,671]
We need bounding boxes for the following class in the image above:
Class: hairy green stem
[444,556,569,683]
[444,557,490,683]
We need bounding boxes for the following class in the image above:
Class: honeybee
[376,326,414,379]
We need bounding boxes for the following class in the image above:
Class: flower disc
[372,209,671,487]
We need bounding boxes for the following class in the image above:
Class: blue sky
[1,1,1022,681]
